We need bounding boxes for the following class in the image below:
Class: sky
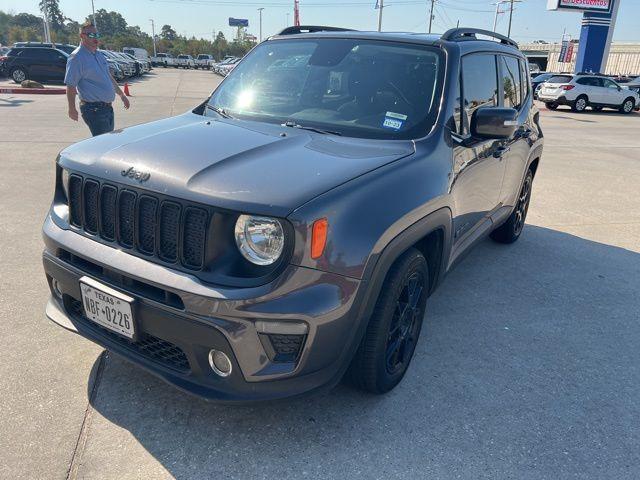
[2,0,639,44]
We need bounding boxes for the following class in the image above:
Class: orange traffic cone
[123,82,131,97]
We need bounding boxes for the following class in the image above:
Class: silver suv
[538,73,639,113]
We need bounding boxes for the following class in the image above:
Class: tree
[89,9,127,37]
[12,12,43,29]
[160,24,177,41]
[39,0,64,31]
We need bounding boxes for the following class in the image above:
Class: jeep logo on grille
[121,167,151,183]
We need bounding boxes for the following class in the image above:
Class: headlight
[234,215,284,266]
[61,168,70,200]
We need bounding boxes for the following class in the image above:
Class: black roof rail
[441,28,518,48]
[277,25,355,36]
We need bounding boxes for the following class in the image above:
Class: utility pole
[428,0,435,34]
[257,7,264,42]
[377,0,384,32]
[149,19,157,57]
[294,0,300,27]
[507,0,515,37]
[91,0,98,28]
[286,12,290,27]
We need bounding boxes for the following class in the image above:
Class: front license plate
[80,276,135,339]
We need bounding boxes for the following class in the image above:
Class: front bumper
[43,213,367,402]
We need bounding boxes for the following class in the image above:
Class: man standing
[65,21,130,136]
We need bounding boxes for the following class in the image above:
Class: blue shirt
[64,45,115,103]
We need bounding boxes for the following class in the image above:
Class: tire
[620,98,635,114]
[545,102,558,110]
[348,248,429,394]
[11,67,27,83]
[572,95,588,113]
[491,169,534,244]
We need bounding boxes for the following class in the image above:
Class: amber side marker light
[311,218,328,259]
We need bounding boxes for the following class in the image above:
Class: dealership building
[522,42,640,75]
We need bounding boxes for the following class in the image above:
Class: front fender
[287,134,453,282]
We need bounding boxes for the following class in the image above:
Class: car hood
[58,112,415,217]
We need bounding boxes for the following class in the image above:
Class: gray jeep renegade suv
[43,27,543,402]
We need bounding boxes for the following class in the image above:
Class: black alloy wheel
[385,271,425,376]
[512,172,533,237]
[348,248,429,394]
[491,169,534,244]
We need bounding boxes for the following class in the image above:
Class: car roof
[268,27,523,56]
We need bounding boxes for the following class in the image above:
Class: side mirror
[471,107,519,140]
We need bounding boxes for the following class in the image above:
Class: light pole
[286,12,290,27]
[149,19,157,57]
[257,7,264,42]
[376,0,384,32]
[91,0,98,28]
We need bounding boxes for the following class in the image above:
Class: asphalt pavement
[0,69,639,479]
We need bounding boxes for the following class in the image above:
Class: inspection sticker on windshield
[386,112,408,121]
[383,112,407,130]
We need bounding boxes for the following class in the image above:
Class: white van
[122,47,149,61]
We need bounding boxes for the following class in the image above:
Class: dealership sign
[547,0,612,12]
[229,18,249,27]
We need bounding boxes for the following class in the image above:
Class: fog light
[208,349,232,377]
[51,278,63,299]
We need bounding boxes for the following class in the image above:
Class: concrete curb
[0,87,66,94]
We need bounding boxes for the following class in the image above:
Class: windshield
[178,55,188,59]
[207,38,443,139]
[198,54,208,60]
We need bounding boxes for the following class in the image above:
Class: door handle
[493,145,510,159]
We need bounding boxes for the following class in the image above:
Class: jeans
[80,103,114,137]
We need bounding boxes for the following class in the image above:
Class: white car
[151,53,175,67]
[538,73,639,113]
[175,54,194,69]
[195,54,214,69]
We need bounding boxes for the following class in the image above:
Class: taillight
[561,85,575,91]
[0,56,7,61]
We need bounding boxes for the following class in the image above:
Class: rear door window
[576,77,600,87]
[519,59,530,101]
[500,55,522,109]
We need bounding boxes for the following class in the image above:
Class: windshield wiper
[282,120,342,136]
[206,105,233,119]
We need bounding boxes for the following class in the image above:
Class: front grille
[67,298,190,372]
[67,174,209,270]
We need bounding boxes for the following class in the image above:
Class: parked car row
[149,52,241,73]
[101,49,151,80]
[211,56,241,76]
[0,42,151,84]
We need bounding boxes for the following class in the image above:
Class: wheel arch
[360,207,453,316]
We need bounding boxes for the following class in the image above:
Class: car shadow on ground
[87,225,640,479]
[0,97,34,107]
